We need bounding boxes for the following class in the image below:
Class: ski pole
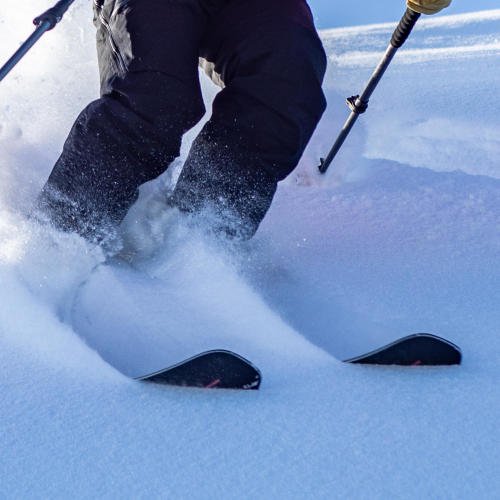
[0,0,76,84]
[318,8,421,174]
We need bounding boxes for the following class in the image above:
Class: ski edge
[343,333,462,365]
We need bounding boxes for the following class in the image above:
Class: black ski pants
[37,0,327,241]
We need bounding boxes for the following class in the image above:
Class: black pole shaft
[318,44,399,174]
[0,0,76,84]
[0,22,52,83]
[319,8,421,174]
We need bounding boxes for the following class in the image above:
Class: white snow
[0,2,499,498]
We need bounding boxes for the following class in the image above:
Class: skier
[34,0,451,245]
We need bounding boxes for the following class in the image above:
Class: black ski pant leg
[171,0,327,239]
[36,0,207,241]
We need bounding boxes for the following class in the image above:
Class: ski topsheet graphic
[136,350,261,389]
[344,333,462,366]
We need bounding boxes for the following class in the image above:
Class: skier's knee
[262,25,327,176]
[209,20,327,179]
[105,70,205,133]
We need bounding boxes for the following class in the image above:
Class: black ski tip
[136,350,262,390]
[344,333,462,366]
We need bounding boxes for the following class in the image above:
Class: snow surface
[0,2,499,498]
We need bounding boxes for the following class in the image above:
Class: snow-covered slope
[0,4,499,498]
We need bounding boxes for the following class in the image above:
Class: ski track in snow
[0,4,499,498]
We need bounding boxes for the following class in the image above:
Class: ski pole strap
[33,0,76,30]
[391,8,421,48]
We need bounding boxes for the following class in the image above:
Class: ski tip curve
[136,350,262,390]
[344,333,462,366]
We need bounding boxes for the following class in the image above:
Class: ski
[135,350,262,390]
[344,333,462,366]
[135,334,459,391]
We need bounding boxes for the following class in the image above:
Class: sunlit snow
[0,2,499,498]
